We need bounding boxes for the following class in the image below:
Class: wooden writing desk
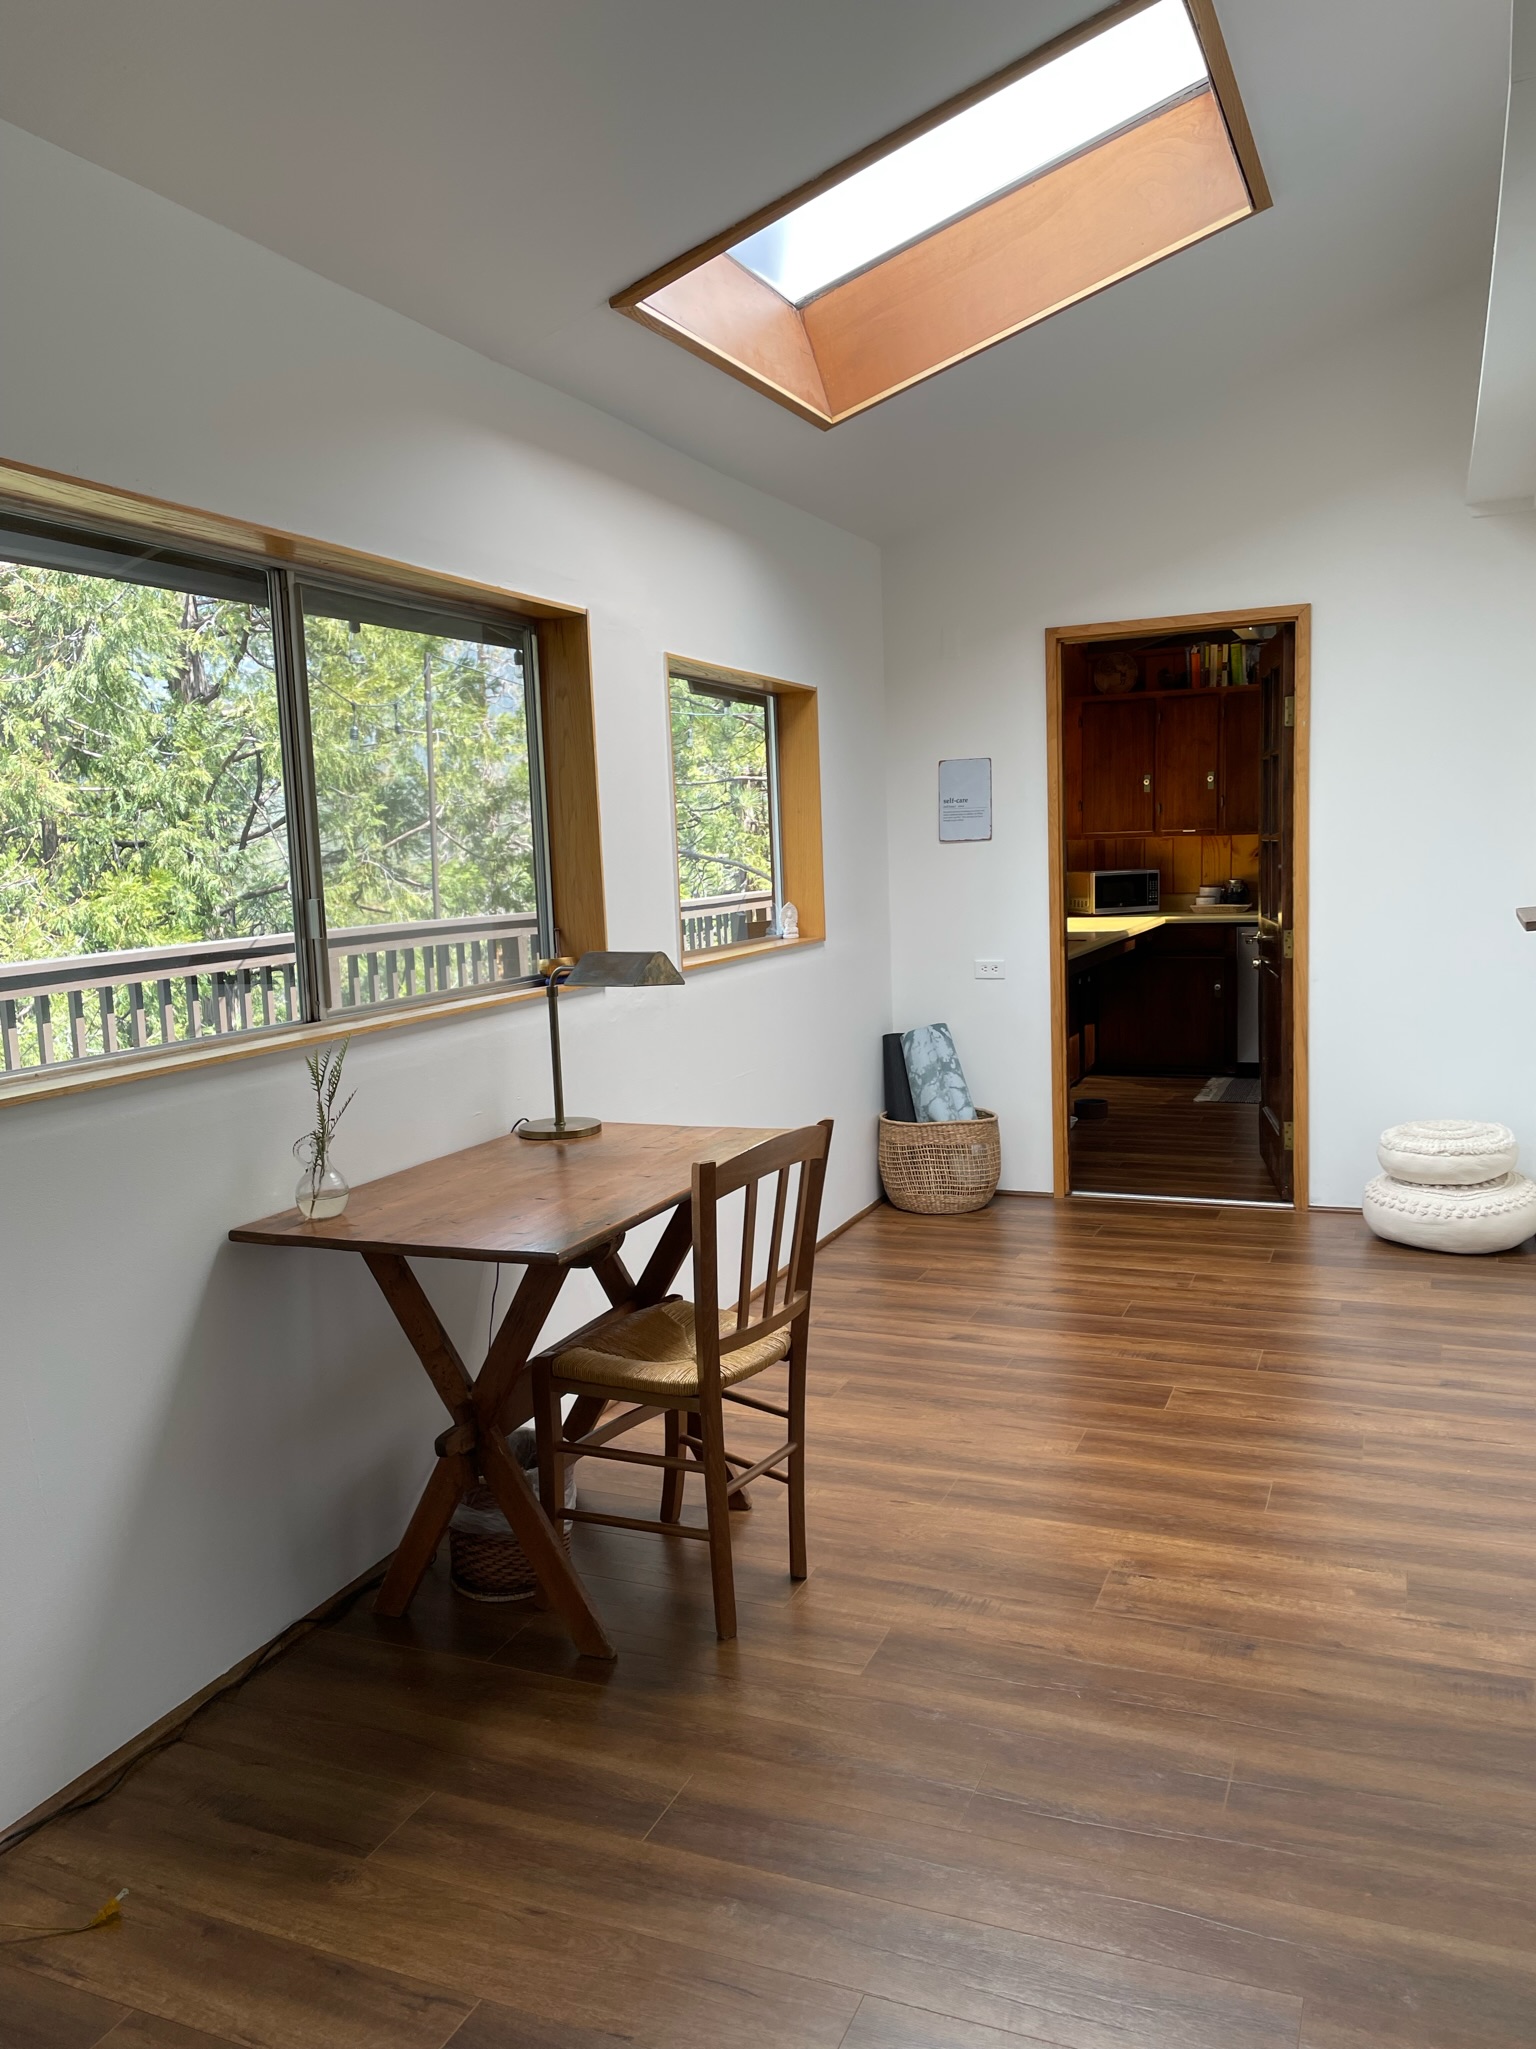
[230,1122,775,1660]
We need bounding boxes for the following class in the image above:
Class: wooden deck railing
[680,890,775,957]
[0,911,541,1074]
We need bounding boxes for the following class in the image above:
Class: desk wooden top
[229,1122,779,1265]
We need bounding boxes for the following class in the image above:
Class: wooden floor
[1071,1073,1280,1202]
[7,1197,1536,2049]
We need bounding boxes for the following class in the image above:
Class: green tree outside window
[669,676,774,910]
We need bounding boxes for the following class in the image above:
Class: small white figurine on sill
[779,901,799,941]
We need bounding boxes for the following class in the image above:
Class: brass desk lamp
[519,949,684,1140]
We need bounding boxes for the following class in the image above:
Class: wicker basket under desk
[878,1110,1001,1215]
[448,1431,577,1602]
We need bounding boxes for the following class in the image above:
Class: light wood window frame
[0,456,606,1108]
[664,656,824,973]
[613,0,1268,428]
[1045,603,1310,1206]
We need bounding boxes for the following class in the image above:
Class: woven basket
[449,1491,538,1602]
[448,1424,577,1602]
[879,1110,1001,1214]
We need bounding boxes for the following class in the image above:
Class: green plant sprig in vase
[294,1038,355,1220]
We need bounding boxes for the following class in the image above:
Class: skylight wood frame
[612,0,1268,428]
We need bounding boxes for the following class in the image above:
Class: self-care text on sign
[938,757,991,842]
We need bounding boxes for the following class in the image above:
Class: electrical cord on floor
[2,1121,532,1875]
[0,1560,388,1864]
[0,1890,128,1945]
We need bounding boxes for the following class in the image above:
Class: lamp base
[517,1115,602,1141]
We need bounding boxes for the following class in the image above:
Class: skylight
[731,0,1210,305]
[611,0,1266,428]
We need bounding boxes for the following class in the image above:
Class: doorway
[1045,607,1309,1207]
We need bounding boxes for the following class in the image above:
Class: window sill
[0,980,548,1111]
[681,934,823,974]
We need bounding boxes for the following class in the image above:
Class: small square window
[669,669,783,958]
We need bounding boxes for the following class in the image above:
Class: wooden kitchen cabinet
[1221,688,1262,833]
[1155,697,1221,831]
[1079,698,1155,832]
[1069,686,1260,840]
[1092,926,1235,1073]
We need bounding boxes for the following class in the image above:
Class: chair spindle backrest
[692,1121,833,1386]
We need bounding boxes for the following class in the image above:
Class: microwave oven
[1067,868,1161,915]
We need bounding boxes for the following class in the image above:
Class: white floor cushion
[1376,1119,1518,1186]
[1363,1172,1536,1254]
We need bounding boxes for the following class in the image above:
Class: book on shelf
[1188,641,1254,688]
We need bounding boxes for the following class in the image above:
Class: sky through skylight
[730,0,1210,304]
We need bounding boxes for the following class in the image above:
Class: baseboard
[817,1196,883,1248]
[1,1200,880,1853]
[0,1189,993,1855]
[0,1552,389,1858]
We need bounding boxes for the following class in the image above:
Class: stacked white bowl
[1363,1121,1536,1253]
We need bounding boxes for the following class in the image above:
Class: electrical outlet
[974,958,1005,980]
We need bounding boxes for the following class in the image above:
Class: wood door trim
[1291,605,1311,1212]
[1045,604,1310,1206]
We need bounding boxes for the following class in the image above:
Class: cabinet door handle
[1142,773,1152,791]
[1206,771,1216,787]
[1213,982,1223,995]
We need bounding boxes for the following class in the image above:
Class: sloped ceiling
[0,0,1512,542]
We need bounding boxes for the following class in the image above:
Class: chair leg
[532,1366,564,1521]
[787,1336,808,1581]
[660,1409,685,1523]
[697,1390,737,1640]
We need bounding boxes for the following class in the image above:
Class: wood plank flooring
[6,1196,1536,2048]
[1071,1073,1279,1201]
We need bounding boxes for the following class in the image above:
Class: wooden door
[1256,633,1294,1200]
[1155,697,1220,831]
[1080,699,1155,832]
[1220,690,1262,833]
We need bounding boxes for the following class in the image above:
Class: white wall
[0,120,889,1832]
[884,289,1536,1206]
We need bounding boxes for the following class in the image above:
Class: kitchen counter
[1067,909,1255,964]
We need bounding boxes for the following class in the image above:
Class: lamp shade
[563,950,684,988]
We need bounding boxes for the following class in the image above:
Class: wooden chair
[531,1120,833,1639]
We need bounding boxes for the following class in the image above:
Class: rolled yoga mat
[882,1033,918,1121]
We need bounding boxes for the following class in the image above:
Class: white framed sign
[938,756,992,842]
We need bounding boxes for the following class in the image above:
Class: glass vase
[295,1149,350,1220]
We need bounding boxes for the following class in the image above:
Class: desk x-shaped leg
[364,1205,699,1658]
[365,1252,614,1658]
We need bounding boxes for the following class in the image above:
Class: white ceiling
[0,0,1512,542]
